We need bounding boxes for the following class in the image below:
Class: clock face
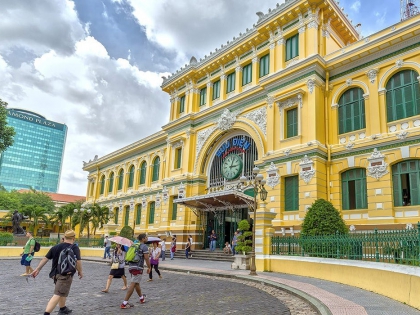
[222,154,243,180]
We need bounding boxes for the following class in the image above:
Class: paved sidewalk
[84,256,420,315]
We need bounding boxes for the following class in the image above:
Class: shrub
[0,232,13,245]
[119,226,134,239]
[301,199,348,236]
[235,219,253,254]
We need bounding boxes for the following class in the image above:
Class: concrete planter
[231,254,250,270]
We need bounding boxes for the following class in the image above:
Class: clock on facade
[222,154,243,180]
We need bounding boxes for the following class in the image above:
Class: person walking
[209,230,217,251]
[188,234,193,258]
[147,241,162,281]
[20,231,35,276]
[185,238,191,259]
[121,233,150,309]
[161,238,166,261]
[102,243,127,292]
[170,237,176,260]
[103,235,111,259]
[31,230,83,315]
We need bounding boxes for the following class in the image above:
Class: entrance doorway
[205,208,248,249]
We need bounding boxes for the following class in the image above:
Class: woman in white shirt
[147,241,162,281]
[102,243,127,292]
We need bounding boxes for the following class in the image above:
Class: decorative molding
[171,140,184,149]
[284,149,292,156]
[396,59,404,68]
[155,192,161,208]
[299,155,315,184]
[242,106,267,136]
[196,126,217,158]
[266,162,279,189]
[299,26,306,33]
[345,142,354,150]
[396,131,409,140]
[307,79,315,94]
[217,109,237,131]
[366,69,378,84]
[178,182,186,199]
[267,96,274,108]
[141,196,147,208]
[277,93,303,113]
[367,148,388,180]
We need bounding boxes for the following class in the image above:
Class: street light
[240,166,268,276]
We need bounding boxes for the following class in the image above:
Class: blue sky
[0,0,403,195]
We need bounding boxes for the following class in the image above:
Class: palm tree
[21,205,51,236]
[90,204,110,235]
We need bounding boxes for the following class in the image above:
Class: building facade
[83,0,420,249]
[0,109,67,192]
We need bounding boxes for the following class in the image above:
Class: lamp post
[240,166,268,276]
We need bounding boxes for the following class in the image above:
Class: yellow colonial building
[83,0,420,249]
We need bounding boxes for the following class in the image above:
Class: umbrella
[145,236,162,244]
[108,236,133,247]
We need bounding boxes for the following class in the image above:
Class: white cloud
[351,1,361,13]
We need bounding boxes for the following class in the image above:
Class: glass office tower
[0,108,67,192]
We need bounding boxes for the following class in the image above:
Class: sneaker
[159,275,162,279]
[139,294,146,304]
[20,273,28,276]
[120,303,134,309]
[58,306,73,314]
[147,279,153,282]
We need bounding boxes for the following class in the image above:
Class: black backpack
[57,245,77,276]
[34,240,41,252]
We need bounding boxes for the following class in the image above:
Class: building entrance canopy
[174,190,254,212]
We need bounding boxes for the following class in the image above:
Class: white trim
[378,61,420,90]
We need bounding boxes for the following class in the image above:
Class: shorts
[130,273,142,284]
[21,253,34,266]
[54,274,73,297]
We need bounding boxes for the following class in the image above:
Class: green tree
[21,205,51,236]
[0,98,15,153]
[119,225,134,239]
[90,204,109,235]
[0,190,21,210]
[18,189,55,212]
[301,199,348,236]
[235,219,253,254]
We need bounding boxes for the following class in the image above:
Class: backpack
[57,244,77,276]
[125,244,145,275]
[34,240,41,252]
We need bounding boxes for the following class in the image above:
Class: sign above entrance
[216,137,251,159]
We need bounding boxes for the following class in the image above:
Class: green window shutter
[152,157,160,181]
[286,108,298,138]
[286,34,299,61]
[108,173,114,193]
[259,54,269,78]
[149,202,155,224]
[341,169,367,210]
[200,87,207,106]
[117,171,123,190]
[179,96,185,113]
[139,162,146,185]
[386,70,420,122]
[172,198,178,220]
[226,72,235,93]
[285,176,298,211]
[212,80,220,100]
[136,204,141,225]
[392,172,402,207]
[128,166,134,188]
[175,148,182,169]
[242,63,252,86]
[124,208,129,226]
[409,172,419,206]
[100,177,105,195]
[114,209,118,224]
[338,88,366,134]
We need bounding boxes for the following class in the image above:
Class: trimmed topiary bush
[301,199,348,236]
[235,219,253,254]
[119,226,134,239]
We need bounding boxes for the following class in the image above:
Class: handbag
[111,261,119,269]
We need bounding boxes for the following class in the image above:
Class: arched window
[124,206,130,226]
[392,160,420,206]
[135,204,141,225]
[341,168,367,210]
[114,208,119,224]
[149,202,155,224]
[108,173,114,193]
[338,87,366,134]
[152,157,160,182]
[117,169,124,190]
[139,161,147,185]
[128,165,135,188]
[100,176,105,195]
[386,69,420,122]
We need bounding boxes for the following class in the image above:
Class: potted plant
[231,219,253,270]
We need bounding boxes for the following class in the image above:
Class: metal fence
[0,236,104,248]
[272,226,420,266]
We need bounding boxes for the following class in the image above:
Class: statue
[12,210,25,235]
